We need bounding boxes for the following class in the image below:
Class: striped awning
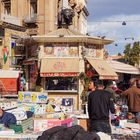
[107,60,140,75]
[40,58,79,77]
[87,58,118,80]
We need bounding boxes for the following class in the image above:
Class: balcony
[23,14,38,24]
[0,14,21,26]
[1,0,10,2]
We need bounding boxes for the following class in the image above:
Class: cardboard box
[33,118,74,132]
[47,119,62,129]
[33,118,61,132]
[78,119,89,131]
[33,118,48,132]
[61,118,73,127]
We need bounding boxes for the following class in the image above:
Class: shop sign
[53,61,66,71]
[40,72,79,77]
[100,75,118,80]
[0,78,18,93]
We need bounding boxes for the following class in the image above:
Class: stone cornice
[0,20,26,32]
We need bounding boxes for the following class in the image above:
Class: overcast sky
[87,0,140,55]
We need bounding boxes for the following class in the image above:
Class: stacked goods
[33,117,74,132]
[18,103,47,115]
[111,134,140,140]
[18,91,48,103]
[46,97,74,113]
[7,107,27,121]
[9,117,33,133]
[0,99,17,110]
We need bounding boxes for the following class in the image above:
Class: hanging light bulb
[122,21,126,25]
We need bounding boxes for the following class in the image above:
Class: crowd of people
[87,78,140,134]
[0,77,140,137]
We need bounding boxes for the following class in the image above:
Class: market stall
[0,95,140,140]
[28,28,117,110]
[0,70,20,96]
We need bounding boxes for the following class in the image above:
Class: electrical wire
[2,14,140,23]
[88,19,140,23]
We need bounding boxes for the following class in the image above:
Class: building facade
[0,0,88,36]
[25,28,117,109]
[0,1,119,109]
[0,0,88,69]
[0,0,89,96]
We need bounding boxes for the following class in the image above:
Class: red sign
[0,78,18,94]
[53,62,66,71]
[40,72,79,77]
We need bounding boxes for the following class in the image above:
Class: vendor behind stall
[0,108,17,127]
[88,80,115,133]
[137,78,140,88]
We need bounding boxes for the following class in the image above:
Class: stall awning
[0,70,20,78]
[40,58,79,77]
[107,60,140,75]
[87,58,118,80]
[23,58,38,65]
[32,28,113,45]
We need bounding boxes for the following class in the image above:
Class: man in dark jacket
[136,78,140,88]
[88,80,115,133]
[121,78,140,114]
[0,108,17,127]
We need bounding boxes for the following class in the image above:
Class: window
[10,56,23,66]
[3,0,11,15]
[30,0,37,15]
[0,28,5,37]
[45,77,78,91]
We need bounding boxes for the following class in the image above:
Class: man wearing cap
[88,80,115,133]
[105,80,117,102]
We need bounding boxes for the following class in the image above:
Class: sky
[87,0,140,55]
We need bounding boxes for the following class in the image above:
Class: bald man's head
[130,78,137,86]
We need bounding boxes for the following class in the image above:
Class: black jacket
[37,125,100,140]
[88,90,115,121]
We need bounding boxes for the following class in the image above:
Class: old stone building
[0,0,89,96]
[0,0,88,36]
[0,0,88,69]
